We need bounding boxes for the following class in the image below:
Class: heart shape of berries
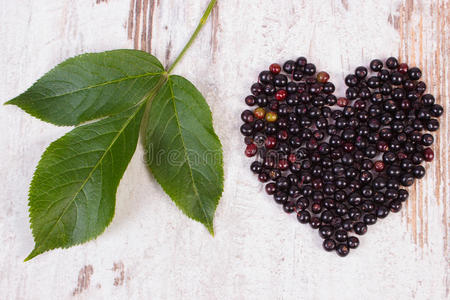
[240,57,444,257]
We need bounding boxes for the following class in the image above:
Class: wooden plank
[0,0,448,299]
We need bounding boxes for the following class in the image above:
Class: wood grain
[395,1,449,290]
[0,0,448,299]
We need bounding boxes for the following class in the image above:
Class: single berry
[374,161,385,172]
[265,183,277,195]
[304,63,316,75]
[283,60,296,73]
[353,222,368,235]
[254,107,265,119]
[336,244,350,257]
[370,59,383,71]
[335,229,348,242]
[265,136,277,149]
[376,206,390,218]
[274,191,288,204]
[337,97,349,107]
[319,225,334,239]
[323,239,336,251]
[283,201,296,213]
[386,57,399,69]
[390,200,402,212]
[241,110,254,123]
[245,95,256,106]
[347,236,359,249]
[430,104,444,117]
[265,111,278,123]
[275,89,287,101]
[408,67,422,80]
[310,217,321,229]
[390,72,403,85]
[398,63,408,74]
[269,63,281,74]
[297,210,311,224]
[250,161,262,174]
[400,173,415,186]
[423,148,434,162]
[317,71,330,83]
[245,144,257,157]
[345,74,358,87]
[355,66,368,78]
[363,213,377,225]
[240,123,253,136]
[413,166,426,179]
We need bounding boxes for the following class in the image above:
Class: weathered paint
[0,0,448,299]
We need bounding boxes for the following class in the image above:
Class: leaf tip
[24,248,39,262]
[205,223,215,236]
[4,99,15,106]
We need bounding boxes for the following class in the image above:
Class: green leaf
[25,102,146,261]
[6,50,163,126]
[144,75,223,234]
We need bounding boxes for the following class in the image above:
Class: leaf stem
[167,0,217,74]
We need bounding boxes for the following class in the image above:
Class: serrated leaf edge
[25,75,168,261]
[144,75,224,236]
[25,102,146,261]
[5,49,164,127]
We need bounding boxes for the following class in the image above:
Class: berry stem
[167,0,217,74]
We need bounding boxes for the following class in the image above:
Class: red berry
[316,71,330,83]
[311,202,322,214]
[374,161,385,172]
[278,159,289,170]
[269,63,281,74]
[275,89,287,101]
[258,172,268,183]
[423,148,434,162]
[278,130,288,141]
[288,153,297,163]
[344,143,354,152]
[245,144,257,157]
[398,63,408,74]
[265,136,277,149]
[337,97,349,107]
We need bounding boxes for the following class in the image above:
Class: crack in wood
[128,0,136,40]
[113,262,125,287]
[72,265,94,296]
[134,0,142,50]
[165,40,172,69]
[396,3,449,283]
[341,0,348,10]
[210,4,219,63]
[127,0,155,52]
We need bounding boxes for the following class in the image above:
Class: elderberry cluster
[240,56,443,257]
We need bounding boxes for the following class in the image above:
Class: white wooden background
[0,0,448,299]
